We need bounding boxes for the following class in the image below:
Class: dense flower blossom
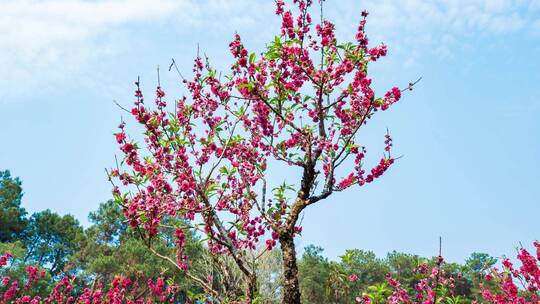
[106,0,415,301]
[0,254,177,304]
[480,243,540,304]
[112,0,405,251]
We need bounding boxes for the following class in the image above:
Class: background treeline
[0,170,498,303]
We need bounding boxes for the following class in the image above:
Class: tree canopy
[0,170,27,242]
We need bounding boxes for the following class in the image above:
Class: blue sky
[1,0,539,263]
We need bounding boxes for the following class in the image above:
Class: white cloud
[0,0,185,101]
[0,0,181,53]
[0,0,279,101]
[354,0,534,37]
[326,0,538,69]
[0,0,538,101]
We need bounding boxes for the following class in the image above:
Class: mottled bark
[245,273,258,303]
[280,232,301,304]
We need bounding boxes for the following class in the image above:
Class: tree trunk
[245,273,258,304]
[280,233,301,304]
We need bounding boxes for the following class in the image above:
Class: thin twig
[157,65,161,87]
[169,58,186,81]
[401,77,422,92]
[148,247,218,298]
[112,100,130,113]
[433,236,443,304]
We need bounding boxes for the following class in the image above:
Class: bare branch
[112,100,131,113]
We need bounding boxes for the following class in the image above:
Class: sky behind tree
[1,0,539,262]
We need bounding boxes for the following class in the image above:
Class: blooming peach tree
[108,0,416,302]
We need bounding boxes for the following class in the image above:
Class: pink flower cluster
[381,259,457,304]
[481,242,540,304]
[354,243,540,304]
[0,254,178,304]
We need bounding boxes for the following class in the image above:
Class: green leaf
[138,212,148,223]
[219,166,229,175]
